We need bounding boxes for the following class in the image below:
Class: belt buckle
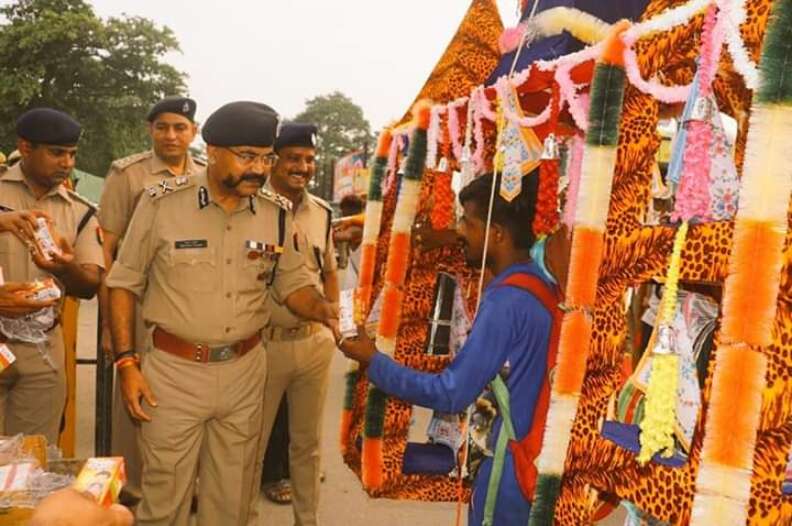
[194,344,206,362]
[215,346,234,361]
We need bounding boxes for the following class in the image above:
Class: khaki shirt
[0,163,105,283]
[105,173,315,347]
[98,150,205,238]
[266,182,337,328]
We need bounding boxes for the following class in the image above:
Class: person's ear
[491,223,505,244]
[206,145,217,165]
[17,139,33,157]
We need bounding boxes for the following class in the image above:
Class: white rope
[455,3,542,520]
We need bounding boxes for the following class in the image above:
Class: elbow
[70,284,99,300]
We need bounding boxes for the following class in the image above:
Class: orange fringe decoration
[340,410,353,454]
[362,437,385,489]
[376,128,394,158]
[431,171,455,230]
[384,232,412,285]
[355,244,378,322]
[554,310,593,395]
[378,287,404,339]
[600,20,631,67]
[703,344,767,468]
[720,220,786,348]
[565,227,605,307]
[533,158,560,236]
[413,99,433,130]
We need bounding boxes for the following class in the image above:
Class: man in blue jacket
[340,172,562,525]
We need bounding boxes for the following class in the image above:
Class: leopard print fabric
[340,0,505,503]
[554,1,792,525]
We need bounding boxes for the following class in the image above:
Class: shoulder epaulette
[66,189,98,210]
[144,176,195,201]
[192,155,207,167]
[111,151,153,171]
[258,188,292,211]
[308,193,333,213]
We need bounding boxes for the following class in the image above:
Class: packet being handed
[24,278,62,302]
[339,289,357,339]
[73,457,126,507]
[0,344,15,374]
[34,217,61,261]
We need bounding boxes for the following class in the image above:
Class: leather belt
[152,327,260,363]
[266,323,321,342]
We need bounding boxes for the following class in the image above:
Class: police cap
[274,122,318,152]
[16,108,81,145]
[202,101,279,147]
[147,96,197,122]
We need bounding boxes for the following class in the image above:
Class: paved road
[74,298,625,525]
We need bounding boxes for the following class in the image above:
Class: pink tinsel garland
[446,99,466,161]
[499,23,528,54]
[562,134,585,228]
[384,132,404,196]
[495,77,553,128]
[472,88,488,172]
[622,39,692,103]
[672,4,724,222]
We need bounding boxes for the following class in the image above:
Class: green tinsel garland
[368,155,388,202]
[757,0,792,104]
[528,474,563,526]
[403,128,428,181]
[364,386,389,438]
[343,370,359,411]
[586,63,627,147]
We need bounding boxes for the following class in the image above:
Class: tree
[293,91,374,199]
[0,0,187,175]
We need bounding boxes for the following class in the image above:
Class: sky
[90,0,521,132]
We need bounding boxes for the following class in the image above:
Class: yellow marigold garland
[638,220,688,464]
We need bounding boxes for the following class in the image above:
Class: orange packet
[72,457,126,507]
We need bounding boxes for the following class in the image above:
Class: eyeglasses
[224,148,278,167]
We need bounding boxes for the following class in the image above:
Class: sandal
[263,479,292,505]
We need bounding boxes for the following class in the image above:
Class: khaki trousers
[250,327,335,526]
[110,303,148,495]
[0,327,66,445]
[136,342,267,526]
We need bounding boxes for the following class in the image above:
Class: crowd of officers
[0,96,350,525]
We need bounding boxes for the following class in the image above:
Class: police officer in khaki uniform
[106,102,339,526]
[0,108,104,444]
[98,96,201,498]
[249,123,338,526]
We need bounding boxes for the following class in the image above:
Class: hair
[458,170,540,251]
[339,194,364,216]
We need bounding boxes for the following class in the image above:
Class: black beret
[274,122,318,152]
[202,101,279,147]
[147,96,197,122]
[16,108,81,145]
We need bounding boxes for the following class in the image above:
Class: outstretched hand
[31,229,76,276]
[338,325,377,366]
[0,210,52,245]
[30,488,133,526]
[0,282,57,318]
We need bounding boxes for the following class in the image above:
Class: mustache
[222,172,267,189]
[240,173,266,184]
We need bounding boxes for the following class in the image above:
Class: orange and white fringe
[690,103,792,525]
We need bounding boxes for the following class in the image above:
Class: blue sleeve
[367,288,523,413]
